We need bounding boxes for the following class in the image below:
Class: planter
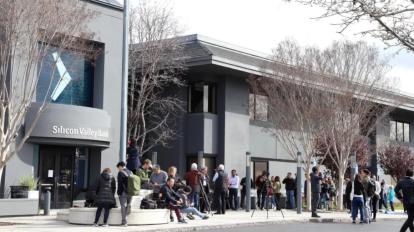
[28,190,39,199]
[10,186,29,199]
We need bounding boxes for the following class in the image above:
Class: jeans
[352,197,364,222]
[190,192,200,210]
[119,192,130,224]
[390,201,395,211]
[94,204,111,224]
[259,192,266,209]
[364,197,372,223]
[263,195,277,209]
[311,192,320,214]
[229,188,239,210]
[321,193,328,210]
[286,190,295,209]
[401,203,414,232]
[181,207,206,218]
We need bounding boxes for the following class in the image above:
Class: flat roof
[178,34,414,111]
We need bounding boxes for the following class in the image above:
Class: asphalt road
[201,221,404,232]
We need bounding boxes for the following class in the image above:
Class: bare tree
[128,0,186,156]
[250,39,328,211]
[0,0,96,181]
[378,143,414,182]
[288,0,414,52]
[313,41,398,210]
[252,39,399,211]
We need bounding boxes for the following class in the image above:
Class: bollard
[44,187,51,216]
[197,151,204,169]
[246,151,251,212]
[152,151,157,165]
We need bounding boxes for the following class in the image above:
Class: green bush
[19,176,37,191]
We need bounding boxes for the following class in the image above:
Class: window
[249,93,268,121]
[390,120,410,142]
[37,46,94,107]
[188,82,217,114]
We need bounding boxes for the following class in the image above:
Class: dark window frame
[390,120,410,143]
[249,93,268,121]
[187,81,217,114]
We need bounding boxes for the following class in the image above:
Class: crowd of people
[88,139,414,230]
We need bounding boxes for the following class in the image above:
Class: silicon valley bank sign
[52,125,109,140]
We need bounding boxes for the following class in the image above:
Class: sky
[131,0,414,96]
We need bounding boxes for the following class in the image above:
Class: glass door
[39,146,75,209]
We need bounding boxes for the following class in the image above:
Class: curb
[131,217,406,232]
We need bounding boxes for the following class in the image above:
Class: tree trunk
[306,175,311,211]
[0,166,3,197]
[337,172,345,211]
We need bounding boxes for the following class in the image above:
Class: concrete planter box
[0,198,39,216]
[68,207,169,225]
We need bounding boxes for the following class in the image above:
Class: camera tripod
[251,194,285,219]
[198,176,212,215]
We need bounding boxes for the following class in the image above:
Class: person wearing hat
[212,164,228,215]
[185,163,201,210]
[150,164,168,199]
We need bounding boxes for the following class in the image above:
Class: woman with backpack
[93,168,116,227]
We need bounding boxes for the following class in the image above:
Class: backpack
[127,173,141,197]
[367,180,376,197]
[140,199,157,209]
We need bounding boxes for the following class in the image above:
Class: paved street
[201,221,402,232]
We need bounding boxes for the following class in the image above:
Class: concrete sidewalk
[0,209,406,232]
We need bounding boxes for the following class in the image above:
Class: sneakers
[187,214,195,220]
[202,215,210,220]
[121,223,128,227]
[92,223,99,227]
[178,219,188,224]
[102,224,109,227]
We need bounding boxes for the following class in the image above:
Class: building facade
[0,0,123,209]
[154,34,414,188]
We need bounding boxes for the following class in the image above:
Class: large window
[249,93,268,121]
[390,120,410,142]
[37,46,94,107]
[188,82,217,114]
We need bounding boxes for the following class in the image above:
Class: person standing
[273,176,282,210]
[116,162,131,227]
[200,166,211,213]
[310,167,322,218]
[93,168,116,227]
[361,169,375,224]
[213,164,228,215]
[371,176,381,222]
[395,169,414,232]
[228,169,240,210]
[345,177,353,213]
[388,185,395,212]
[379,180,389,212]
[185,163,201,210]
[283,172,296,209]
[320,178,329,211]
[240,176,253,209]
[351,173,366,224]
[126,138,141,174]
[255,171,266,209]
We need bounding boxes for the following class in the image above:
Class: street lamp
[120,0,129,162]
[246,151,251,212]
[296,151,302,214]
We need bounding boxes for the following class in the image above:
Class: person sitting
[93,168,116,227]
[137,159,152,189]
[178,186,209,220]
[150,164,168,199]
[161,177,187,223]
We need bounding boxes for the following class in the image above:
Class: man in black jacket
[240,176,253,209]
[116,162,131,227]
[283,172,296,209]
[161,177,187,223]
[310,167,323,218]
[395,169,414,232]
[212,164,228,215]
